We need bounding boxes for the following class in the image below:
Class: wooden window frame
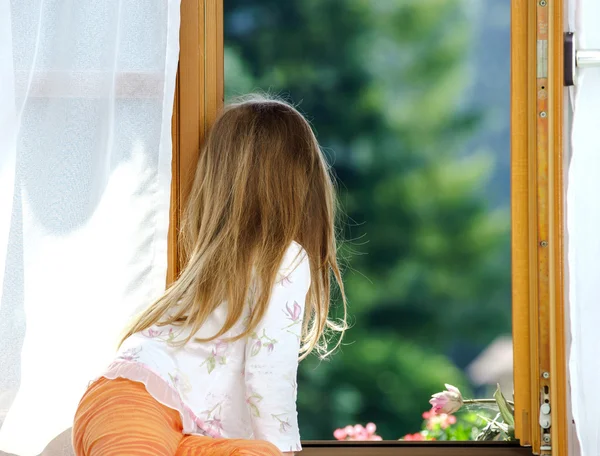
[511,0,567,454]
[168,0,223,284]
[168,1,568,454]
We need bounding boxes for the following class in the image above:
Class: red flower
[402,432,426,441]
[401,432,436,441]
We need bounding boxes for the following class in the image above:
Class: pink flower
[352,424,365,440]
[267,343,275,353]
[285,301,302,322]
[429,384,463,415]
[213,340,228,357]
[144,328,162,338]
[118,347,141,361]
[426,412,457,430]
[333,428,347,440]
[333,423,382,441]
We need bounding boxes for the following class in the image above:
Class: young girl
[72,95,347,456]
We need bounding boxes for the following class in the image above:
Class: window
[169,1,567,454]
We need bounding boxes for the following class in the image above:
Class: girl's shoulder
[278,241,310,284]
[288,240,307,258]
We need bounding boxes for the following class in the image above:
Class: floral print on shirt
[117,347,142,362]
[272,413,293,433]
[101,243,309,453]
[282,301,302,340]
[248,329,278,357]
[246,389,263,418]
[168,369,192,399]
[200,339,229,374]
[278,274,293,287]
[201,401,225,438]
[142,327,178,343]
[245,372,263,418]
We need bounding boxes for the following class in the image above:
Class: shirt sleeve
[244,242,310,453]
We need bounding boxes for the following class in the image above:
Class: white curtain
[0,1,180,455]
[567,0,600,455]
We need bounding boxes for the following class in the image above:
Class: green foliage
[494,384,515,427]
[420,410,491,441]
[224,0,511,439]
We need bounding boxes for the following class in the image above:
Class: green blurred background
[224,0,511,440]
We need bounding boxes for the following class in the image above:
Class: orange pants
[72,377,282,456]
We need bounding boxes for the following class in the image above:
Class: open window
[169,1,567,454]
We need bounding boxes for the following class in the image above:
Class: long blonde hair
[121,94,347,359]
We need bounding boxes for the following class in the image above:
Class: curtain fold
[0,0,17,328]
[567,0,600,455]
[0,2,180,455]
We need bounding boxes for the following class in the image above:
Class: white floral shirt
[100,242,310,453]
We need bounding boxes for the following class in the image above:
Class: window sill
[301,441,533,456]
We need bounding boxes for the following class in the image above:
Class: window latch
[564,32,600,86]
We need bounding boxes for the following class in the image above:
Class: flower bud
[429,384,464,415]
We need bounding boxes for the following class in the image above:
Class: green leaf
[207,356,216,374]
[249,403,261,418]
[250,340,262,357]
[506,425,515,440]
[493,384,515,427]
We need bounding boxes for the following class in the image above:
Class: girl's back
[73,95,347,456]
[110,241,310,450]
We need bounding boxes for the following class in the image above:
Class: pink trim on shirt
[99,360,221,438]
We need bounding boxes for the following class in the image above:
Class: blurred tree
[224,0,511,440]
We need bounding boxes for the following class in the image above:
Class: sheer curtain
[567,0,600,455]
[0,2,180,455]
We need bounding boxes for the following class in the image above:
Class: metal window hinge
[539,402,552,429]
[539,402,552,452]
[564,32,600,86]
